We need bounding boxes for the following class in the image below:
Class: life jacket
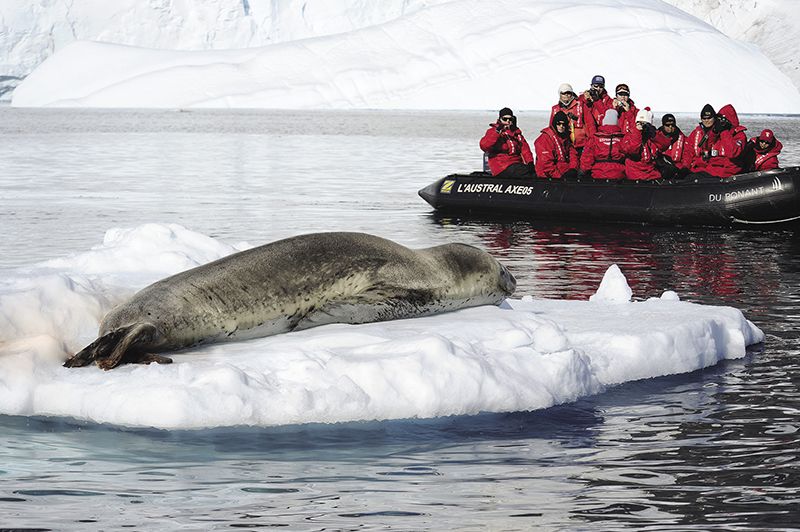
[581,124,625,179]
[534,124,577,178]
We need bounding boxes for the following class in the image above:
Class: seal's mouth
[499,263,516,296]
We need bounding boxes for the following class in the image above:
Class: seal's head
[497,261,516,296]
[427,243,516,304]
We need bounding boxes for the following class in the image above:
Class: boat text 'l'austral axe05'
[418,167,800,227]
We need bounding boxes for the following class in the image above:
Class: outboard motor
[483,151,490,173]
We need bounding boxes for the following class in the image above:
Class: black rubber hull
[418,167,800,227]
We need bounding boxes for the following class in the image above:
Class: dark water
[1,109,799,530]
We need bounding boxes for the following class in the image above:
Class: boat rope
[731,214,800,224]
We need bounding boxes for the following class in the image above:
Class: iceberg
[11,0,800,113]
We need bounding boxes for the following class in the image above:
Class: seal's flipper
[95,323,159,370]
[64,328,130,368]
[294,298,392,331]
[64,323,159,370]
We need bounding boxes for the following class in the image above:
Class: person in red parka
[687,104,719,173]
[656,113,692,179]
[693,103,748,179]
[746,129,782,171]
[534,111,578,179]
[550,83,591,153]
[579,74,615,139]
[579,108,626,180]
[612,83,639,135]
[620,107,672,181]
[479,107,535,179]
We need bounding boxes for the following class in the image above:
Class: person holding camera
[692,104,748,178]
[550,83,590,154]
[479,107,535,179]
[620,107,671,180]
[612,83,639,135]
[579,74,614,137]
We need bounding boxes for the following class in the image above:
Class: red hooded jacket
[534,115,578,178]
[551,98,590,149]
[687,125,719,172]
[704,104,747,178]
[620,127,672,180]
[579,91,615,138]
[615,99,639,135]
[480,123,534,176]
[750,135,782,171]
[580,123,626,180]
[660,127,693,170]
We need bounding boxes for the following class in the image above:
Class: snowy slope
[11,0,800,113]
[663,0,800,91]
[0,0,438,98]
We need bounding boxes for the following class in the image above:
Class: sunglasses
[701,116,715,120]
[616,92,629,97]
[560,91,572,95]
[555,122,568,127]
[500,116,513,122]
[663,123,676,127]
[591,84,604,89]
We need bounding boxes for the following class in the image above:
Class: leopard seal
[65,232,516,370]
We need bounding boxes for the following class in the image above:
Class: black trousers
[495,163,535,180]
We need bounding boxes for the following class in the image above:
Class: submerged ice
[0,223,764,429]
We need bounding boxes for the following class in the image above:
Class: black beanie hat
[552,111,570,137]
[498,107,514,118]
[553,110,569,126]
[701,104,715,119]
[662,113,676,126]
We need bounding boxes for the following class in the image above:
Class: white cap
[558,83,574,95]
[635,107,654,124]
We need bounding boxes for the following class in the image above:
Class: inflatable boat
[418,166,800,227]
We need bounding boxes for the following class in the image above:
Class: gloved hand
[642,122,657,139]
[713,115,731,133]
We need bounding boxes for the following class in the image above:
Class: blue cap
[591,74,605,86]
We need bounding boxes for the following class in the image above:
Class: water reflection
[430,215,799,313]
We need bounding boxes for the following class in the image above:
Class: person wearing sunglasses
[619,107,671,180]
[689,103,748,179]
[480,107,535,179]
[745,129,782,171]
[550,83,589,154]
[534,110,578,179]
[687,103,719,173]
[612,83,639,135]
[655,113,692,179]
[579,74,614,138]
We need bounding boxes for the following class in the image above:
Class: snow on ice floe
[0,223,764,429]
[10,0,800,113]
